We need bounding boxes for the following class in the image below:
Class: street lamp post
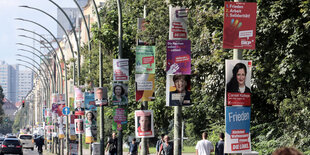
[18,34,63,94]
[16,17,70,155]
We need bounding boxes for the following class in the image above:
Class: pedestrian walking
[105,132,118,155]
[215,133,225,155]
[157,135,173,155]
[156,134,165,155]
[195,132,214,155]
[128,138,138,155]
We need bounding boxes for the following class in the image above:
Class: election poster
[85,111,97,143]
[166,40,191,74]
[136,46,156,74]
[223,2,257,49]
[74,100,85,116]
[166,74,191,106]
[69,142,78,155]
[74,87,83,101]
[169,6,188,40]
[75,119,84,134]
[84,92,96,111]
[94,87,108,106]
[112,83,128,106]
[113,59,129,81]
[52,93,58,103]
[225,106,251,153]
[135,110,154,138]
[69,97,75,111]
[112,107,128,131]
[225,60,252,106]
[70,115,78,140]
[135,74,155,102]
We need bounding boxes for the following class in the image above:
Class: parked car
[18,134,34,150]
[0,138,23,155]
[0,137,4,151]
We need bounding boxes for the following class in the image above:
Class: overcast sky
[0,0,77,69]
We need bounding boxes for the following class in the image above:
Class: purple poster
[166,40,191,74]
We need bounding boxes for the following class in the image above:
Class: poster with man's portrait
[135,110,154,138]
[74,119,84,134]
[112,83,128,106]
[74,100,85,115]
[225,60,252,106]
[58,94,65,104]
[94,87,108,106]
[52,93,59,103]
[85,111,97,143]
[166,74,191,106]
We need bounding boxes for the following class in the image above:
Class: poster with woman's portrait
[135,110,154,138]
[94,87,108,106]
[85,111,97,143]
[225,60,252,106]
[166,74,191,106]
[112,83,128,106]
[74,119,84,134]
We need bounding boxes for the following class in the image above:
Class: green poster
[136,46,155,74]
[112,107,128,131]
[69,97,75,111]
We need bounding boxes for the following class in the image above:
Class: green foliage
[75,0,310,153]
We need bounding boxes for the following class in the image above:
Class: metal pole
[48,0,81,86]
[116,0,123,154]
[90,1,105,155]
[141,3,148,155]
[15,17,69,155]
[17,33,63,94]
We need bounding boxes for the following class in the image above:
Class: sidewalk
[46,149,195,155]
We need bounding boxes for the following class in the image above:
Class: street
[21,148,41,155]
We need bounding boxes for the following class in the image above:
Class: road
[21,148,41,155]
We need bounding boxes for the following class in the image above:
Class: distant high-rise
[56,0,88,38]
[0,61,19,103]
[18,70,33,102]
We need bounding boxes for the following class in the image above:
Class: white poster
[169,6,188,40]
[113,59,129,81]
[135,110,154,138]
[225,60,252,106]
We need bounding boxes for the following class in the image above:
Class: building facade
[18,70,34,102]
[0,61,19,103]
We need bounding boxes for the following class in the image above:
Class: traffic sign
[62,107,70,115]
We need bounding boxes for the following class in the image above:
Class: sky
[0,0,77,69]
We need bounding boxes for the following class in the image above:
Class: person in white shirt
[195,132,214,155]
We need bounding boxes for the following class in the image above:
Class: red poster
[223,2,257,49]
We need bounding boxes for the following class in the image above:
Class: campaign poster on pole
[69,142,78,155]
[135,110,154,138]
[112,107,128,131]
[70,115,78,140]
[94,87,108,106]
[136,46,156,74]
[113,59,129,81]
[112,83,128,106]
[85,111,97,143]
[75,119,84,134]
[135,74,155,102]
[169,6,188,40]
[52,93,58,103]
[225,106,251,153]
[223,2,257,49]
[225,60,252,106]
[74,86,84,101]
[74,100,85,115]
[166,74,191,106]
[84,92,96,111]
[166,40,191,74]
[58,116,65,139]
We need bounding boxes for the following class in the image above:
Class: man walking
[195,132,214,155]
[215,133,225,155]
[156,134,165,155]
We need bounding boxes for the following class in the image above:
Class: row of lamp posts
[16,0,103,155]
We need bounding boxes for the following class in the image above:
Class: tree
[0,86,5,124]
